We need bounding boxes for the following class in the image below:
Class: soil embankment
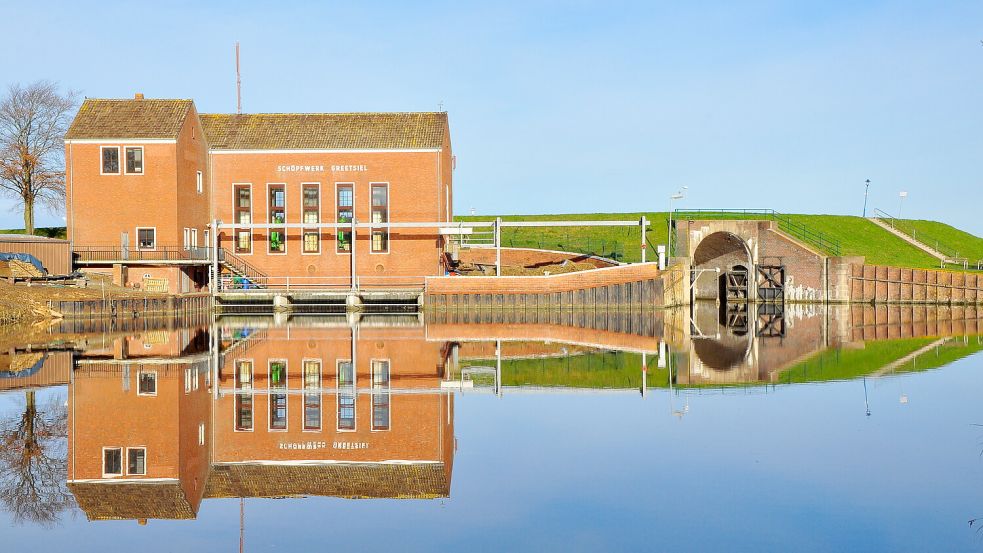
[0,276,168,326]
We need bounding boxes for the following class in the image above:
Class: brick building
[65,95,453,294]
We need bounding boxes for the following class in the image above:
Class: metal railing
[672,209,842,256]
[871,209,968,268]
[219,275,425,292]
[217,248,267,279]
[74,245,213,262]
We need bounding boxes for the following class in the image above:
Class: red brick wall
[850,264,983,304]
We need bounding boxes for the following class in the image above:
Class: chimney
[134,93,144,100]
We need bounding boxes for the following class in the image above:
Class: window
[183,228,191,250]
[136,228,156,250]
[234,185,251,254]
[303,360,321,431]
[103,447,122,476]
[198,423,205,446]
[269,184,285,254]
[101,146,120,174]
[303,184,320,253]
[336,184,353,253]
[370,184,389,253]
[184,368,192,393]
[196,171,203,194]
[269,360,287,430]
[125,147,143,174]
[137,370,156,395]
[127,448,146,475]
[235,360,253,431]
[191,228,198,248]
[371,360,390,431]
[337,360,355,431]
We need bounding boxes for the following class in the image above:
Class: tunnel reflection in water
[51,304,983,522]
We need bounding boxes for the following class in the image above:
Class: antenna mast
[235,41,242,114]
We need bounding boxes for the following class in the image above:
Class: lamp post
[899,191,908,219]
[667,187,687,260]
[863,179,871,217]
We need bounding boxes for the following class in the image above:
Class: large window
[127,448,146,475]
[303,359,321,431]
[371,360,390,431]
[234,185,252,254]
[136,228,155,251]
[269,360,287,431]
[337,360,355,431]
[336,184,353,253]
[125,147,144,174]
[370,183,389,253]
[235,360,253,431]
[303,184,320,254]
[103,447,122,476]
[269,184,286,254]
[101,146,120,174]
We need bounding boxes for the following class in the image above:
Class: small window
[101,147,120,174]
[198,423,205,446]
[137,371,157,395]
[371,360,391,431]
[103,447,122,476]
[269,360,287,431]
[303,360,321,431]
[337,360,355,431]
[269,184,286,254]
[125,147,143,174]
[336,185,353,253]
[183,228,190,250]
[196,171,203,194]
[303,230,320,254]
[234,185,252,254]
[191,228,198,248]
[127,448,146,475]
[184,368,192,393]
[137,228,156,250]
[235,360,253,431]
[370,184,389,253]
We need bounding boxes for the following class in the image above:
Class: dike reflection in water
[4,303,982,526]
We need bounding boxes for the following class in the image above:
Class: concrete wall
[458,247,618,269]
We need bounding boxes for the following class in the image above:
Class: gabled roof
[204,462,449,499]
[199,112,447,150]
[68,481,197,521]
[65,99,192,140]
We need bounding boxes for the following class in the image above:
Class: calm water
[2,304,983,552]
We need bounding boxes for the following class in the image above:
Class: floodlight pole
[863,179,870,217]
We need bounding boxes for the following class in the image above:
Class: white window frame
[232,183,253,256]
[196,170,203,194]
[198,423,205,446]
[336,358,356,432]
[368,182,390,255]
[233,359,255,433]
[301,182,321,255]
[123,146,145,175]
[334,182,355,256]
[191,228,198,248]
[268,358,288,432]
[135,227,157,251]
[102,446,123,478]
[126,446,147,476]
[370,358,391,432]
[100,146,121,175]
[183,228,191,250]
[136,370,157,396]
[302,358,322,432]
[266,183,288,256]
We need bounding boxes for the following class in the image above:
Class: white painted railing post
[211,219,219,294]
[640,216,647,263]
[495,217,502,277]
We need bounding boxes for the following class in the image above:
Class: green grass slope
[892,219,983,263]
[455,212,952,267]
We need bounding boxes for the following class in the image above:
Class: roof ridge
[199,111,446,116]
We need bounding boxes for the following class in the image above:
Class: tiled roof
[68,481,197,521]
[65,99,192,140]
[204,462,449,499]
[199,112,447,150]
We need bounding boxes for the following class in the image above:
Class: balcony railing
[219,275,425,292]
[74,246,214,263]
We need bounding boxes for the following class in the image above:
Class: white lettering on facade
[330,165,367,172]
[275,165,326,172]
[332,441,369,450]
[278,441,328,450]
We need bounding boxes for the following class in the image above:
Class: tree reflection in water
[0,390,74,525]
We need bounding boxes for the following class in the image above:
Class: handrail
[673,209,842,256]
[74,245,213,262]
[871,208,963,263]
[219,275,424,292]
[218,248,267,279]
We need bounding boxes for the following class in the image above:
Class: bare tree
[0,81,78,234]
[0,390,74,525]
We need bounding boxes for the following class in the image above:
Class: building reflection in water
[52,304,983,523]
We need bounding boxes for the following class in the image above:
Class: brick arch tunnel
[692,231,753,302]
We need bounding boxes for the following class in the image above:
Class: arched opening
[692,232,752,302]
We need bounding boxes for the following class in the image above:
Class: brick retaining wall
[849,264,983,304]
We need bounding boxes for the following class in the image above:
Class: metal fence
[672,209,842,256]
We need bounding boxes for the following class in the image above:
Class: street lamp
[667,187,687,260]
[863,179,871,217]
[899,191,908,219]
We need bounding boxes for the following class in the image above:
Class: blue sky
[2,0,981,233]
